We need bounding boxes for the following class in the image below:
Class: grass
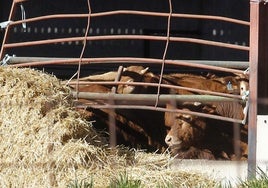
[66,167,268,188]
[218,167,268,188]
[67,177,94,188]
[67,172,142,188]
[109,171,142,188]
[238,168,268,188]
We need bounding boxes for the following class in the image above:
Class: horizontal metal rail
[69,81,243,100]
[74,92,242,105]
[74,93,245,124]
[9,10,250,26]
[10,57,246,75]
[3,35,249,51]
[7,56,249,69]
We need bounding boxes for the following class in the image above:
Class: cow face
[164,104,206,154]
[240,80,249,96]
[233,74,249,96]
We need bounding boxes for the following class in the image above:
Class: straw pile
[0,67,217,187]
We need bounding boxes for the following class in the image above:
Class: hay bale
[0,67,217,187]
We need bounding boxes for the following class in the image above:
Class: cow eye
[165,126,171,131]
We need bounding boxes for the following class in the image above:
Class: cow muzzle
[165,134,182,148]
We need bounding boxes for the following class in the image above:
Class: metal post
[248,0,268,179]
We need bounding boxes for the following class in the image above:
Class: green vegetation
[109,171,142,188]
[67,177,94,188]
[67,172,142,188]
[238,168,268,188]
[66,168,268,188]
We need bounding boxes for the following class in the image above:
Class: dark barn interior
[0,0,249,78]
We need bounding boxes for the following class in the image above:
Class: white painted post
[256,115,268,174]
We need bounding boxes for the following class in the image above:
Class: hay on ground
[0,67,217,187]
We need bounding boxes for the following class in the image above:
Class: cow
[164,103,215,159]
[76,66,150,94]
[163,73,244,95]
[164,73,249,160]
[67,66,168,152]
[164,102,248,160]
[67,66,249,159]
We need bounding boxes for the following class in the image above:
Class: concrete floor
[170,159,248,187]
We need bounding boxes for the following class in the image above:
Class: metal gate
[1,0,267,179]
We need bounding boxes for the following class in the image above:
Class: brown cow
[164,73,249,160]
[164,103,215,159]
[77,66,149,94]
[69,66,249,159]
[163,73,244,95]
[165,101,248,160]
[69,66,168,152]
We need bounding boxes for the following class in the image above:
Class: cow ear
[234,73,249,81]
[206,73,216,79]
[140,67,149,75]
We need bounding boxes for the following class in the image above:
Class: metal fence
[0,0,250,120]
[1,0,266,179]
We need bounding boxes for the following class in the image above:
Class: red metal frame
[248,0,268,179]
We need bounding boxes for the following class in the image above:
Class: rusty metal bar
[155,0,172,107]
[111,66,124,93]
[69,81,244,100]
[248,0,268,179]
[77,103,244,124]
[10,57,246,75]
[248,0,258,179]
[248,0,260,179]
[74,0,91,97]
[3,35,250,51]
[7,56,249,69]
[8,10,250,27]
[108,66,123,147]
[74,92,245,125]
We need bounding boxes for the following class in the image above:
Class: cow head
[117,66,149,94]
[75,66,150,94]
[164,103,206,154]
[239,80,249,96]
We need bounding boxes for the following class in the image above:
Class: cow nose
[165,134,173,146]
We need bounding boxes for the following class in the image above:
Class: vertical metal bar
[108,66,123,147]
[233,122,241,159]
[248,0,268,179]
[248,0,259,179]
[111,66,124,93]
[155,0,172,107]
